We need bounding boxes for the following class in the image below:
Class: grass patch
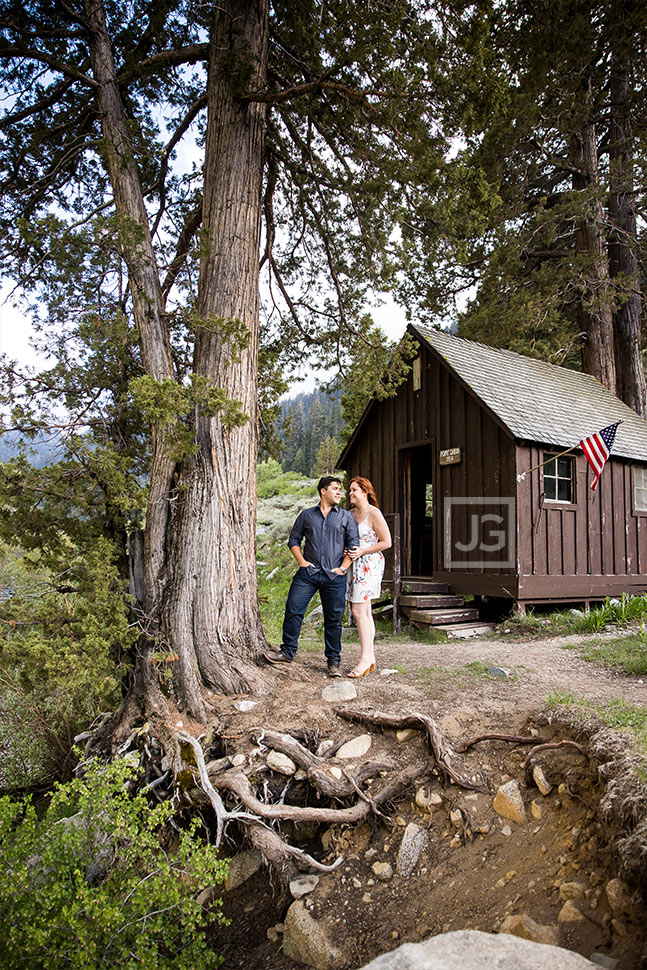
[547,691,647,749]
[417,660,514,688]
[579,634,647,676]
[503,593,647,639]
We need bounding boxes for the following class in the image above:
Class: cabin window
[413,356,422,391]
[634,467,647,512]
[543,454,574,502]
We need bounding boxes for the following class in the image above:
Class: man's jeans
[281,567,347,665]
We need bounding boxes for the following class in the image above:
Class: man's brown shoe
[327,664,342,678]
[264,651,293,665]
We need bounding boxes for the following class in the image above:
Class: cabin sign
[439,447,462,466]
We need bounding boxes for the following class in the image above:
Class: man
[265,476,359,677]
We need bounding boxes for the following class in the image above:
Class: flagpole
[515,420,623,483]
[516,444,580,483]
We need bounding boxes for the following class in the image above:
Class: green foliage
[547,692,647,750]
[129,375,248,462]
[0,538,135,786]
[257,459,314,499]
[340,323,417,438]
[502,594,647,639]
[0,760,228,969]
[313,436,343,476]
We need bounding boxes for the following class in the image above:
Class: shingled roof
[413,324,647,463]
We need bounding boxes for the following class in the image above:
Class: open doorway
[400,442,434,576]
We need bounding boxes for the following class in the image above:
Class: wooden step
[435,622,496,639]
[408,607,480,627]
[400,594,464,609]
[402,579,450,594]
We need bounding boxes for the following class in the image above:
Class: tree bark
[608,66,646,416]
[161,0,270,712]
[84,0,178,710]
[570,78,616,393]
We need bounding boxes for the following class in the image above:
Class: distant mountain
[0,432,59,468]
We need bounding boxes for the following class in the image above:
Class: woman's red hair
[349,476,379,507]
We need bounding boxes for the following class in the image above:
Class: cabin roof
[414,325,647,462]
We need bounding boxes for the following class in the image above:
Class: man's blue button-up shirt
[288,504,360,579]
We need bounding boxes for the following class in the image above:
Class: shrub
[0,538,136,787]
[0,760,228,970]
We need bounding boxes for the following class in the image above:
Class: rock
[317,739,335,757]
[283,900,343,969]
[501,824,512,837]
[450,809,463,828]
[357,929,600,969]
[487,666,510,679]
[499,913,560,946]
[397,823,427,877]
[605,878,632,916]
[225,850,263,891]
[558,900,586,922]
[560,881,586,902]
[231,753,247,767]
[336,734,372,759]
[530,800,542,820]
[371,861,393,882]
[266,922,283,942]
[329,766,343,779]
[234,699,257,712]
[380,668,400,676]
[415,788,443,812]
[589,955,619,970]
[397,729,417,742]
[290,874,320,898]
[266,566,279,580]
[532,765,552,795]
[493,781,526,823]
[267,750,297,775]
[611,918,627,938]
[322,682,357,702]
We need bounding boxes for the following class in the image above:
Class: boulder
[224,849,263,891]
[322,682,357,702]
[358,929,600,969]
[266,750,297,775]
[336,734,372,759]
[282,900,343,969]
[499,913,559,946]
[493,780,527,823]
[397,823,427,878]
[605,878,633,916]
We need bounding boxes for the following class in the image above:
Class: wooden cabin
[338,325,647,625]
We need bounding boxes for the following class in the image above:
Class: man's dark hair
[317,475,342,495]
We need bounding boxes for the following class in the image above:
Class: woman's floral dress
[347,515,385,603]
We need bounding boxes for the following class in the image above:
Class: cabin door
[400,443,434,576]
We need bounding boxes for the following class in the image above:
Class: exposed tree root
[522,739,589,784]
[337,708,492,792]
[457,732,547,753]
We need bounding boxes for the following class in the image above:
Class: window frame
[542,452,576,505]
[632,465,647,515]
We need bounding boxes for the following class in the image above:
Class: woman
[346,477,392,678]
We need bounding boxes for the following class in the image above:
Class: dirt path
[215,632,647,970]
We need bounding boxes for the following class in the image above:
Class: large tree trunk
[161,0,270,713]
[84,0,178,709]
[570,79,616,393]
[608,66,646,416]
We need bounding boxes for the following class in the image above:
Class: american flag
[580,421,621,491]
